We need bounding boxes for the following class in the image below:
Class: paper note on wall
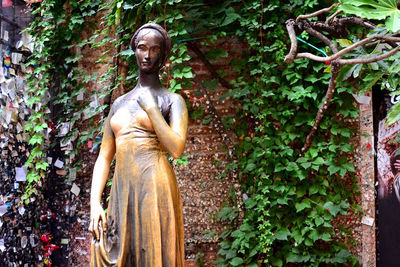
[71,183,80,196]
[54,158,64,168]
[11,53,22,65]
[0,205,7,216]
[15,166,28,182]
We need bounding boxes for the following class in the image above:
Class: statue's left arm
[140,93,188,158]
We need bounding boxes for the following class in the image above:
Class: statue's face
[135,29,164,74]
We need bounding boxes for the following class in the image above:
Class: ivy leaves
[212,0,362,265]
[340,0,400,32]
[22,0,103,203]
[387,102,400,125]
[24,0,365,265]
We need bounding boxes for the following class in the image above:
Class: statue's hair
[130,23,171,67]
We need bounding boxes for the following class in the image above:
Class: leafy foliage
[23,0,102,201]
[212,0,366,265]
[339,1,400,125]
[25,0,399,266]
[340,0,400,32]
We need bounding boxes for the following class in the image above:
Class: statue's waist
[116,138,164,152]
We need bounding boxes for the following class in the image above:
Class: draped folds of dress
[90,97,184,267]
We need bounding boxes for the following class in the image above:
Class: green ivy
[340,0,400,32]
[23,0,102,201]
[25,0,400,265]
[215,1,362,265]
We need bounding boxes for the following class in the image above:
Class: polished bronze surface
[88,23,187,266]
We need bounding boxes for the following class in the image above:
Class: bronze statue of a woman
[88,23,187,266]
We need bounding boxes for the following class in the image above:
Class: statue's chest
[110,96,171,135]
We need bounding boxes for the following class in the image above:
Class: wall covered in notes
[0,67,39,265]
[0,2,92,266]
[0,33,65,266]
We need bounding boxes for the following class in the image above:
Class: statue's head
[130,23,171,74]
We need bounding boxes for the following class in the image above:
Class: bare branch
[284,19,298,64]
[283,5,400,154]
[326,9,342,23]
[187,64,237,158]
[305,25,338,53]
[182,45,238,156]
[187,42,233,89]
[301,63,340,154]
[295,52,330,62]
[327,34,399,60]
[365,40,387,48]
[297,39,399,154]
[296,3,340,22]
[338,16,375,29]
[337,46,400,64]
[295,35,400,63]
[310,22,347,38]
[310,17,375,39]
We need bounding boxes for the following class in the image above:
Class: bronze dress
[91,95,185,266]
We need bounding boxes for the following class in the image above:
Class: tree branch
[326,9,342,23]
[296,3,340,22]
[338,16,375,29]
[184,48,243,214]
[301,63,340,154]
[305,25,338,53]
[310,17,375,39]
[310,22,347,38]
[187,42,233,89]
[337,46,400,64]
[284,19,298,64]
[182,62,236,158]
[295,35,400,63]
[284,7,400,154]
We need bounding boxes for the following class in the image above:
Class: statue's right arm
[88,111,116,240]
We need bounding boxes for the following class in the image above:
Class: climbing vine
[216,1,360,265]
[23,0,102,201]
[23,0,400,266]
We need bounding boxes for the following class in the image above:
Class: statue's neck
[138,71,162,90]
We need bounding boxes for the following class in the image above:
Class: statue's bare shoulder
[109,93,135,117]
[165,90,185,109]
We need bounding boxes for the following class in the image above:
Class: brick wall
[177,39,243,262]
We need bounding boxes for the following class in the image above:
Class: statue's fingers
[89,218,96,233]
[101,212,107,231]
[93,218,100,241]
[89,219,98,240]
